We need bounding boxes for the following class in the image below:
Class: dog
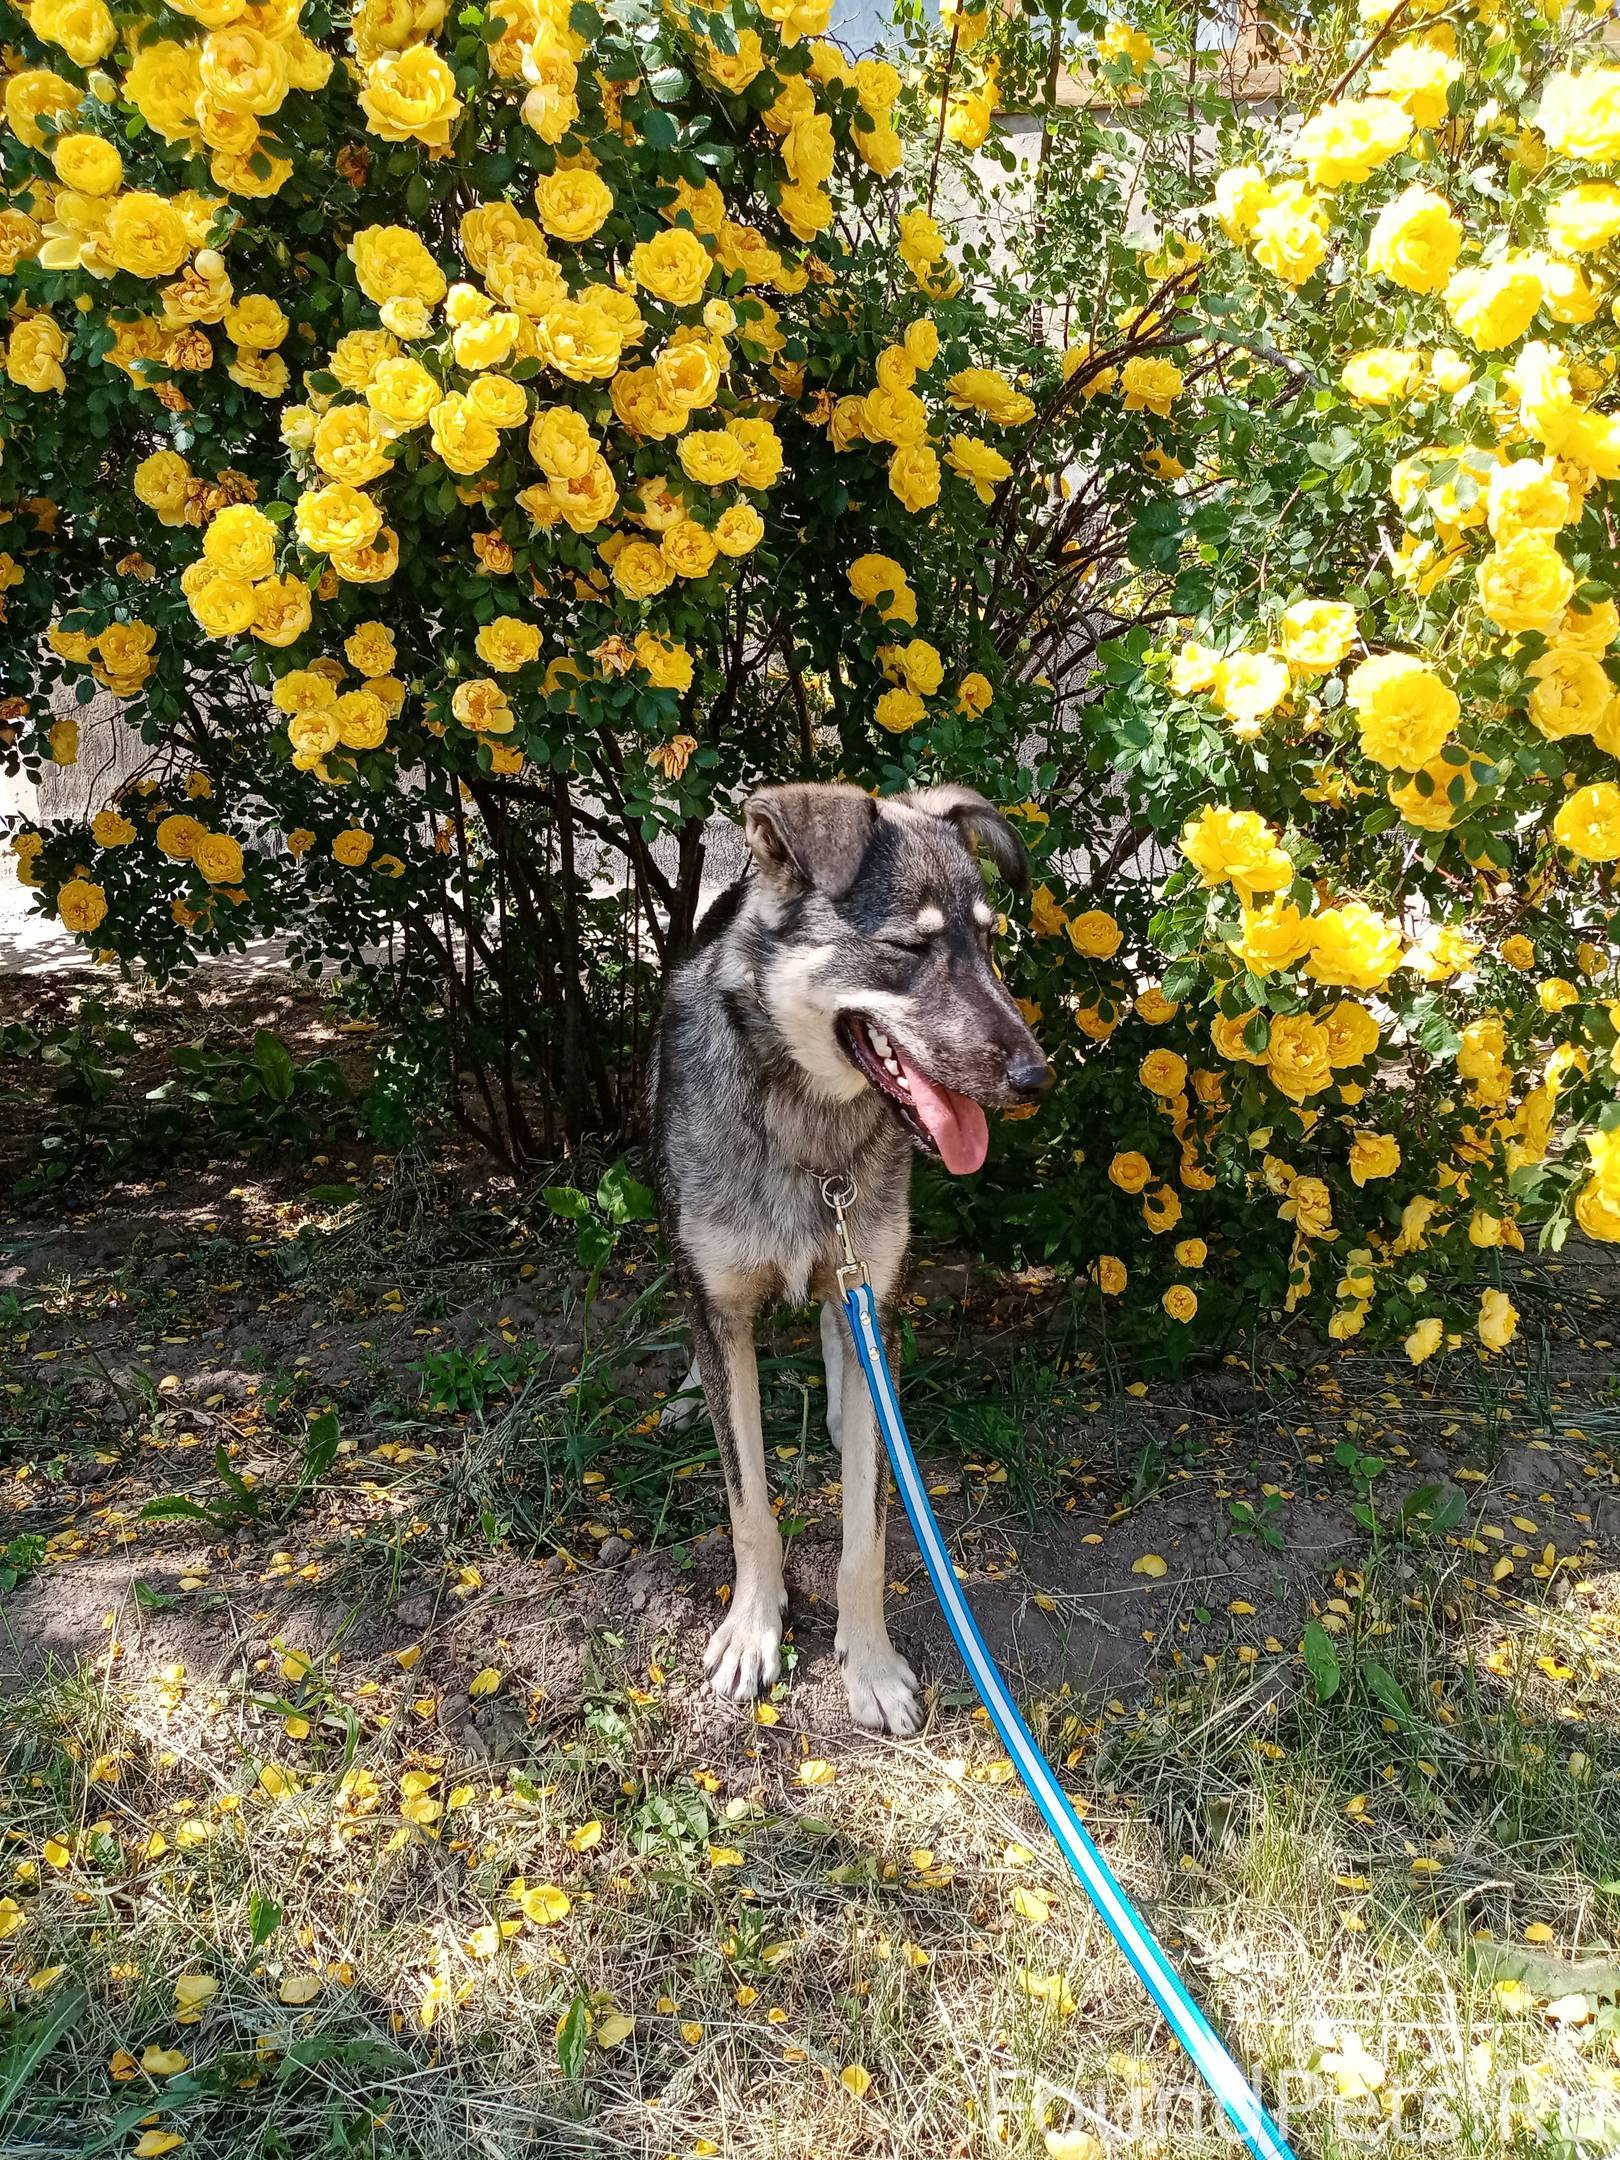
[651,781,1049,1733]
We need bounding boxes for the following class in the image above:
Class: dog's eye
[879,936,929,956]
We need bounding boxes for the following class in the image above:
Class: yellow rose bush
[1,0,1202,1160]
[1008,0,1620,1357]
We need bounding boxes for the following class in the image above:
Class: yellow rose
[194,831,244,885]
[330,328,403,392]
[1546,183,1620,254]
[888,443,940,513]
[1265,1012,1334,1100]
[1304,901,1403,991]
[1340,347,1423,405]
[1388,747,1476,831]
[1444,260,1542,351]
[32,0,117,65]
[679,429,747,487]
[345,623,396,676]
[1486,456,1572,542]
[450,678,515,734]
[1067,909,1121,960]
[1553,781,1620,862]
[1162,1284,1198,1324]
[727,418,783,489]
[57,876,108,934]
[428,394,500,476]
[1294,96,1410,187]
[1405,1317,1444,1365]
[611,538,675,600]
[1091,1254,1127,1294]
[51,132,123,196]
[635,632,694,691]
[1366,39,1460,128]
[1477,1288,1517,1351]
[534,169,613,243]
[528,406,596,481]
[312,404,393,487]
[713,503,764,555]
[1140,1048,1188,1099]
[1179,805,1293,900]
[957,672,992,716]
[847,552,914,622]
[1213,650,1290,729]
[332,689,389,749]
[1538,67,1620,165]
[1476,533,1572,635]
[1251,182,1327,286]
[156,813,205,860]
[1279,599,1357,673]
[198,25,288,115]
[1345,652,1458,770]
[295,483,383,557]
[1527,645,1614,740]
[654,518,714,581]
[349,224,447,308]
[533,300,622,382]
[203,501,277,583]
[5,315,68,394]
[1231,901,1316,975]
[105,193,189,279]
[1213,164,1271,241]
[1108,1150,1153,1195]
[332,829,375,867]
[4,69,79,151]
[1348,1130,1400,1186]
[251,575,312,647]
[366,357,439,429]
[629,227,713,307]
[360,43,462,147]
[225,293,288,348]
[875,685,925,733]
[466,374,527,430]
[186,570,256,636]
[945,433,1013,504]
[453,312,519,371]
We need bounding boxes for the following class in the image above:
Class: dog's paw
[704,1596,785,1704]
[659,1388,703,1435]
[839,1635,922,1736]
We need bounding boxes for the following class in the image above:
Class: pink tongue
[894,1047,989,1176]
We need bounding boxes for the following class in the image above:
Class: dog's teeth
[883,1056,901,1078]
[871,1028,892,1058]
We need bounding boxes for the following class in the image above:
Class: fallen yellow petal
[1131,1554,1168,1579]
[468,1667,501,1698]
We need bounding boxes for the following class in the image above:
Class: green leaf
[543,1184,593,1221]
[597,1160,655,1224]
[1360,1658,1413,1724]
[250,1892,283,1947]
[1301,1618,1341,1703]
[253,1030,296,1103]
[556,1991,590,2080]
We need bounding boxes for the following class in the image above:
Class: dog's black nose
[1006,1049,1051,1098]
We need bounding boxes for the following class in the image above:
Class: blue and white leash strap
[822,1179,1298,2160]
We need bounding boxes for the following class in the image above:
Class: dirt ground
[6,966,1619,1758]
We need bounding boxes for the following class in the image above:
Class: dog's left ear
[905,784,1030,893]
[744,783,877,899]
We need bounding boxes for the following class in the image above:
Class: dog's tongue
[895,1047,989,1176]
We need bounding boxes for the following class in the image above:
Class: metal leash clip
[818,1174,866,1293]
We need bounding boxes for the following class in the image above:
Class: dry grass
[4,1530,1620,2160]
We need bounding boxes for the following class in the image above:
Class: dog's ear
[905,784,1030,893]
[744,784,877,899]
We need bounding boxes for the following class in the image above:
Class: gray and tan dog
[651,782,1048,1733]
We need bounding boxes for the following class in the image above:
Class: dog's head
[742,781,1050,1175]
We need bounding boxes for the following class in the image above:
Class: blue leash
[825,1185,1297,2160]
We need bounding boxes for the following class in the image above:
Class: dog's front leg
[692,1297,786,1704]
[833,1295,923,1736]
